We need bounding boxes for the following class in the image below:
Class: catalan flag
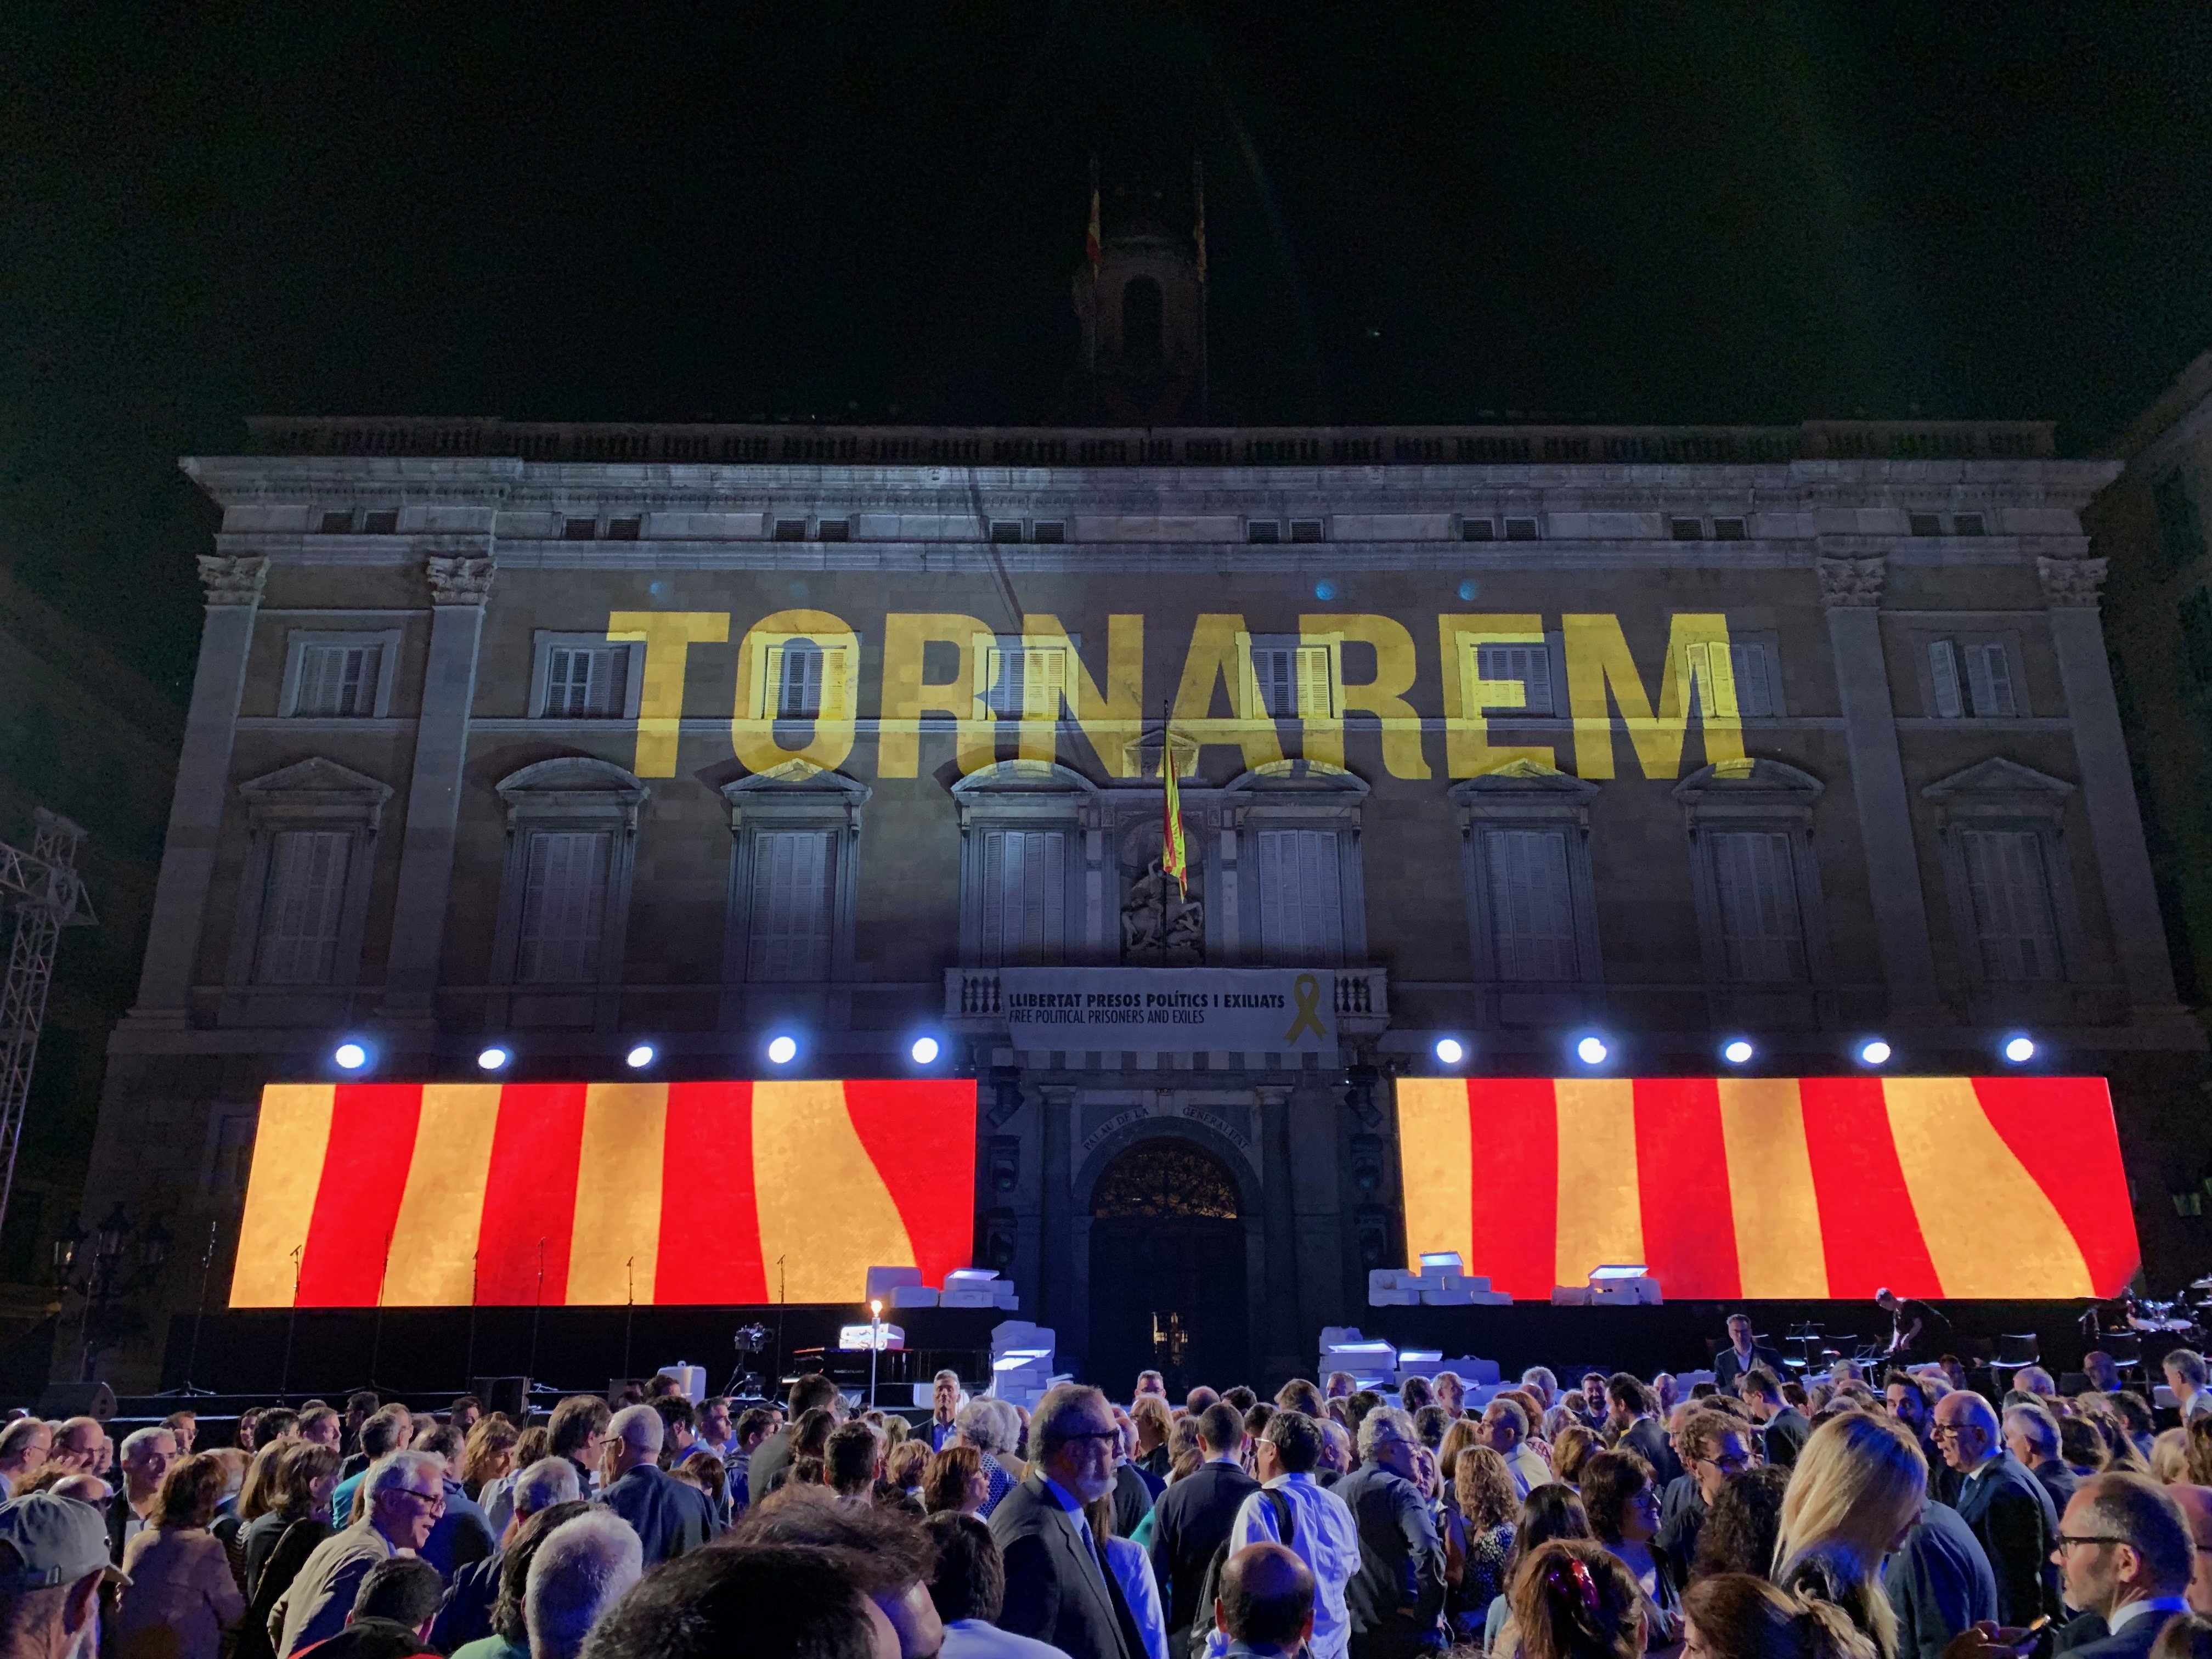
[1397,1075,2137,1300]
[230,1079,977,1308]
[1162,733,1189,899]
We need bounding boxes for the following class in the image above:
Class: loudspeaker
[36,1382,116,1421]
[472,1376,531,1419]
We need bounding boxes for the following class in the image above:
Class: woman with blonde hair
[1509,1538,1647,1659]
[1439,1418,1483,1496]
[1131,1393,1173,1479]
[1451,1445,1520,1638]
[1682,1573,1876,1659]
[1553,1423,1600,1487]
[1771,1413,1927,1659]
[923,1443,990,1515]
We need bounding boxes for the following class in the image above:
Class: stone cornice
[195,553,268,606]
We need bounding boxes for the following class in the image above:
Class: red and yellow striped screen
[230,1080,978,1307]
[1398,1075,2137,1300]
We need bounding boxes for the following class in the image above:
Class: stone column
[2040,556,2183,1011]
[1037,1085,1077,1364]
[380,552,494,1023]
[1256,1086,1302,1386]
[1819,555,1943,1015]
[126,555,268,1025]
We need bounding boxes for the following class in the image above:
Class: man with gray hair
[2002,1401,2078,1515]
[990,1383,1143,1659]
[2051,1472,2193,1659]
[597,1401,713,1566]
[430,1456,584,1652]
[273,1449,449,1656]
[1933,1389,2059,1629]
[1330,1407,1445,1659]
[929,1369,966,1452]
[109,1423,177,1561]
[527,1510,644,1659]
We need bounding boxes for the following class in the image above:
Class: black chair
[1991,1333,2040,1373]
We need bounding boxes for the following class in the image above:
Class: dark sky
[5,2,2210,697]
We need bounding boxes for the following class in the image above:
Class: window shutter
[1522,644,1554,714]
[297,645,379,716]
[1928,640,1965,718]
[1729,642,1774,717]
[1710,831,1806,982]
[1474,643,1553,715]
[1961,828,2061,981]
[1966,644,2016,718]
[1486,828,1576,981]
[257,830,352,983]
[820,647,850,720]
[979,830,1065,964]
[1257,829,1342,962]
[749,831,832,981]
[764,645,787,718]
[1027,648,1067,720]
[1295,646,1335,719]
[518,830,610,982]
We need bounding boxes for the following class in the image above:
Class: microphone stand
[154,1220,221,1398]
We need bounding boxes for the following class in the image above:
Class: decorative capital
[2038,555,2107,608]
[1816,555,1887,608]
[425,555,495,606]
[195,554,268,607]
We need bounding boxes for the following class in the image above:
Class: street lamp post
[53,1203,170,1382]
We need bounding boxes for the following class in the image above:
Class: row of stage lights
[327,1031,947,1076]
[1429,1031,2041,1070]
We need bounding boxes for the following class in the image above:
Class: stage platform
[153,1304,1006,1401]
[1358,1298,2112,1384]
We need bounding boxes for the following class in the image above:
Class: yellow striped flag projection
[1398,1075,2138,1300]
[230,1079,977,1307]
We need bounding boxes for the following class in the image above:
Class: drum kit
[2079,1282,2212,1347]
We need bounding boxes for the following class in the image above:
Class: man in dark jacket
[1605,1375,1683,1489]
[1935,1391,2061,1628]
[1329,1407,1444,1659]
[989,1384,1144,1659]
[1742,1370,1809,1469]
[2049,1474,2193,1659]
[1886,1501,1998,1659]
[597,1404,715,1567]
[746,1373,843,1502]
[1713,1316,1786,1397]
[1147,1402,1259,1646]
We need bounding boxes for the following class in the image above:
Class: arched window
[1092,1141,1239,1219]
[1121,276,1164,369]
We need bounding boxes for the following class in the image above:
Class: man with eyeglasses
[270,1449,449,1656]
[1656,1410,1753,1575]
[991,1383,1145,1659]
[2049,1473,2193,1659]
[1933,1390,2061,1630]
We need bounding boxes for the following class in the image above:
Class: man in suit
[2004,1403,2079,1517]
[991,1383,1147,1659]
[1741,1369,1809,1469]
[597,1403,715,1567]
[1885,1499,1997,1659]
[1330,1407,1446,1659]
[1934,1391,2059,1628]
[1713,1315,1786,1397]
[2050,1474,2193,1659]
[1148,1401,1260,1647]
[747,1372,844,1500]
[1605,1375,1684,1489]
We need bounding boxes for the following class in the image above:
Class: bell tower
[1072,183,1207,425]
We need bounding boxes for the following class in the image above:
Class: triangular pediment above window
[1921,757,2075,801]
[1449,759,1598,808]
[950,760,1098,799]
[723,760,872,800]
[1672,756,1824,807]
[239,757,393,804]
[1224,758,1370,796]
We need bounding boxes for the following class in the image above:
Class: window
[516,830,611,983]
[776,643,824,719]
[1712,517,1747,541]
[744,635,853,723]
[543,644,633,719]
[317,510,356,534]
[1033,520,1066,544]
[1461,518,1496,541]
[990,520,1023,544]
[1465,639,1555,715]
[292,643,381,718]
[815,519,850,542]
[1251,645,1335,719]
[1685,640,1778,719]
[1927,637,2018,718]
[1910,513,1943,537]
[1503,517,1541,541]
[1959,828,2063,981]
[1289,518,1325,543]
[362,510,400,535]
[562,517,599,541]
[981,643,1068,720]
[979,829,1068,965]
[1671,517,1703,541]
[1247,520,1282,544]
[748,830,834,980]
[1484,828,1578,981]
[774,518,808,541]
[1709,831,1809,982]
[1951,513,1986,538]
[2155,472,2204,574]
[1257,829,1344,960]
[255,830,352,984]
[606,516,642,540]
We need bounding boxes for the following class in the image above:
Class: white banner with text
[996,968,1338,1053]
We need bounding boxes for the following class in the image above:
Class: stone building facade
[77,411,2207,1391]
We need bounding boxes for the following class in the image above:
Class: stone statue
[1121,858,1204,965]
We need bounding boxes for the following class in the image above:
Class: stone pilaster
[379,549,494,1023]
[2039,557,2183,1012]
[125,555,268,1025]
[1819,554,1944,1015]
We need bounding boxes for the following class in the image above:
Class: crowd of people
[6,1339,2212,1659]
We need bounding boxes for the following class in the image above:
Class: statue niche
[1119,811,1204,970]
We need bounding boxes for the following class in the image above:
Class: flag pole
[1193,153,1209,421]
[1087,154,1102,422]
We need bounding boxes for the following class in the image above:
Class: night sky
[6,3,2210,697]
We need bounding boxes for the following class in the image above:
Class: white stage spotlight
[766,1034,799,1066]
[910,1035,942,1065]
[476,1045,512,1072]
[1575,1035,1609,1066]
[1721,1039,1754,1065]
[624,1042,657,1069]
[2002,1034,2036,1064]
[1434,1037,1465,1067]
[333,1041,370,1072]
[1858,1039,1893,1066]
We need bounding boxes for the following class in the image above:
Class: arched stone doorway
[1087,1139,1249,1396]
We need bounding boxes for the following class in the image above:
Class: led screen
[230,1079,978,1307]
[1397,1075,2137,1300]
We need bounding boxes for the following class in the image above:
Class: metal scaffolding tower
[0,810,95,1239]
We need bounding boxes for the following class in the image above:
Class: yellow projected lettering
[1563,613,1743,780]
[606,611,728,777]
[1299,614,1430,778]
[1020,613,1145,775]
[1439,615,1555,777]
[732,610,861,774]
[1171,615,1285,772]
[878,613,995,777]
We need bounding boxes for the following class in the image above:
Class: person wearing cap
[271,1452,448,1658]
[0,1490,129,1658]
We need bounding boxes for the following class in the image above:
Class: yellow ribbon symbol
[1283,973,1327,1044]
